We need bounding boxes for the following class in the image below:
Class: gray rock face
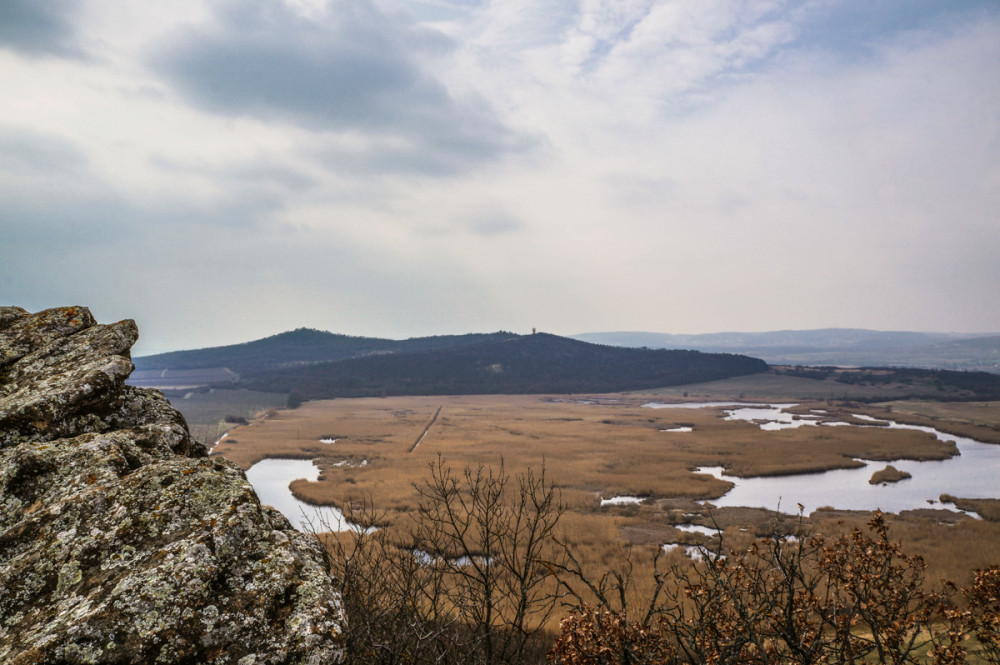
[0,307,344,664]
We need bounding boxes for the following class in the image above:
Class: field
[210,392,1000,596]
[160,388,288,444]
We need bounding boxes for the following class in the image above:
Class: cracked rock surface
[0,306,344,664]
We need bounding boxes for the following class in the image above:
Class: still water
[645,402,1000,516]
[245,458,352,531]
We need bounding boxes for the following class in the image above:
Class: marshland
[209,389,1000,597]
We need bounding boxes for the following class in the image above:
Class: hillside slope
[134,328,516,375]
[235,332,769,398]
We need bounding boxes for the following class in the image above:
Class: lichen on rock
[0,307,344,664]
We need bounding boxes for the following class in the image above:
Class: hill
[133,329,516,376]
[234,332,769,398]
[573,329,1000,374]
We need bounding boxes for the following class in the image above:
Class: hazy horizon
[131,324,999,359]
[3,1,998,356]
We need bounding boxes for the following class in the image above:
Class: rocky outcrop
[0,307,344,664]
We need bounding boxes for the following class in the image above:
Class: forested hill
[235,333,769,398]
[134,328,517,375]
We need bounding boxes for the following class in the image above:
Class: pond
[245,458,353,532]
[645,402,1000,516]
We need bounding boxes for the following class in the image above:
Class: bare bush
[550,512,971,665]
[317,457,562,665]
[312,457,998,665]
[410,458,563,665]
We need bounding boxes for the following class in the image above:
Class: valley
[208,388,1000,596]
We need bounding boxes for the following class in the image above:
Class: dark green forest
[775,365,1000,401]
[134,328,516,375]
[233,333,769,398]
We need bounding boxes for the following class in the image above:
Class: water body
[674,523,718,537]
[245,458,352,532]
[600,495,644,506]
[645,402,1000,516]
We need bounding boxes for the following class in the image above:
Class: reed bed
[210,393,999,604]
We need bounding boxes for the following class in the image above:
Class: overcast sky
[2,0,998,355]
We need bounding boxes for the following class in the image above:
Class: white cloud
[1,0,998,352]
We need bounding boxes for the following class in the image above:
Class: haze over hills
[130,327,1000,402]
[131,329,769,397]
[572,329,1000,374]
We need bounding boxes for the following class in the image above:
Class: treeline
[235,333,769,398]
[775,365,1000,401]
[320,460,1000,665]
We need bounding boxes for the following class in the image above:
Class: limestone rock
[0,307,344,664]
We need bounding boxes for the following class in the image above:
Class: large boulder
[0,307,344,664]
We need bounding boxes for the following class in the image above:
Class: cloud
[0,0,81,57]
[2,1,998,349]
[151,0,530,175]
[466,213,524,237]
[0,126,88,175]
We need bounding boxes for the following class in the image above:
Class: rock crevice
[0,306,344,664]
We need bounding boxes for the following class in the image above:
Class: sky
[1,0,998,356]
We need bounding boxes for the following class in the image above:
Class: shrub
[312,459,998,665]
[317,457,562,665]
[947,566,1000,665]
[550,513,975,665]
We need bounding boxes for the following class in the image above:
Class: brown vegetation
[313,458,999,665]
[940,495,1000,522]
[869,465,912,484]
[319,458,563,665]
[208,393,1000,597]
[865,401,1000,445]
[202,391,1000,662]
[213,394,958,507]
[549,513,991,665]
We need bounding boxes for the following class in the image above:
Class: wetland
[211,390,1000,592]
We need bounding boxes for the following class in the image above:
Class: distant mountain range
[131,329,768,398]
[572,329,1000,374]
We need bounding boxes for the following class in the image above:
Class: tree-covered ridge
[775,365,1000,401]
[134,328,518,375]
[235,332,769,398]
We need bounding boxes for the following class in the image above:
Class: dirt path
[409,406,442,453]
